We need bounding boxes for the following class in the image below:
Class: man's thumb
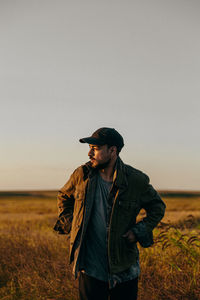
[122,232,128,237]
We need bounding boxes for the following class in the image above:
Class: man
[54,127,166,300]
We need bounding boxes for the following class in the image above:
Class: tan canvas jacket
[54,157,166,275]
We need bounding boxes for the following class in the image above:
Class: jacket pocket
[118,200,137,219]
[74,189,85,201]
[119,236,137,265]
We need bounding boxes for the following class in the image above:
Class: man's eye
[90,146,100,151]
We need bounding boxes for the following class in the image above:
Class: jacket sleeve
[53,171,76,234]
[131,178,166,247]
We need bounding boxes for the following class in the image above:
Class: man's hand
[122,230,136,243]
[53,214,73,235]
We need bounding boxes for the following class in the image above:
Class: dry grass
[0,216,78,299]
[163,196,200,212]
[0,192,200,299]
[139,221,200,300]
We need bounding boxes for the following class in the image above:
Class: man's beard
[90,158,111,170]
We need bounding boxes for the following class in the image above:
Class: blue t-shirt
[79,173,112,281]
[79,173,140,288]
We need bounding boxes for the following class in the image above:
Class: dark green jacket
[54,157,165,275]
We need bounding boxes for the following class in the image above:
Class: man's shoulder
[123,163,150,186]
[71,164,85,177]
[124,163,147,176]
[70,162,91,180]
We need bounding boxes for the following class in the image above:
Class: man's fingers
[122,230,136,242]
[122,232,129,237]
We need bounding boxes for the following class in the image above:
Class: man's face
[88,144,113,169]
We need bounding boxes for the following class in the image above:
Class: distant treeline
[0,191,57,198]
[0,190,200,198]
[159,191,200,198]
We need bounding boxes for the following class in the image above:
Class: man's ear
[110,146,117,156]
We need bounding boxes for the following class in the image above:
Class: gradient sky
[1,0,200,191]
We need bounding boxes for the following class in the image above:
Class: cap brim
[79,137,105,145]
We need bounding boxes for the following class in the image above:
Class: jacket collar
[82,156,128,191]
[82,161,97,181]
[113,157,128,191]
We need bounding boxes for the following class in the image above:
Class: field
[0,191,200,300]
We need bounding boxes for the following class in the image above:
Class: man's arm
[140,183,166,230]
[131,181,166,247]
[53,171,76,234]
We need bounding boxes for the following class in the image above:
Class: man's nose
[88,148,94,156]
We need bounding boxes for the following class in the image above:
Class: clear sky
[1,0,200,191]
